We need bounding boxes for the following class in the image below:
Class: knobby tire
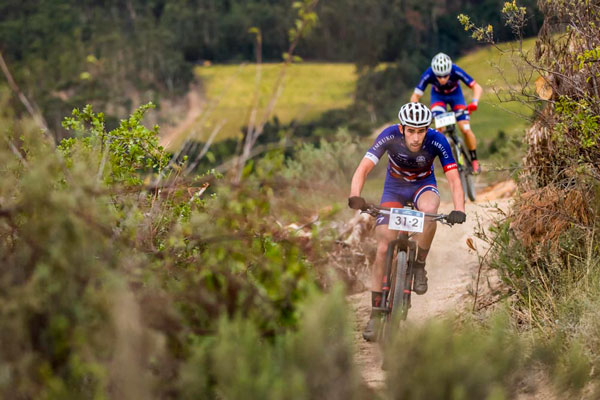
[456,137,476,202]
[391,250,410,324]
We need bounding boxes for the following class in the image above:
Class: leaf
[466,238,477,251]
[535,75,553,100]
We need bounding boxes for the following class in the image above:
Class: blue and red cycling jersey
[414,64,476,97]
[415,64,476,121]
[365,125,457,224]
[365,125,457,182]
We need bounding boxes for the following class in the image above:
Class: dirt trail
[349,197,511,389]
[159,86,205,149]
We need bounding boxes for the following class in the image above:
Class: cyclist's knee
[376,233,393,248]
[458,122,474,134]
[375,233,395,253]
[374,241,390,261]
[417,194,440,214]
[419,203,439,214]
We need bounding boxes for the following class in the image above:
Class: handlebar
[454,109,469,118]
[361,203,455,226]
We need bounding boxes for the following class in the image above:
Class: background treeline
[0,0,541,137]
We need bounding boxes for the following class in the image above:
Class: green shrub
[180,287,369,400]
[0,103,332,397]
[384,311,591,399]
[384,313,524,400]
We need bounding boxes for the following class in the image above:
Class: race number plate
[388,208,425,233]
[434,112,456,129]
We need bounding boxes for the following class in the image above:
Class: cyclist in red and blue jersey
[348,102,466,341]
[410,52,483,174]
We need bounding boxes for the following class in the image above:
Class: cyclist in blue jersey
[410,52,483,174]
[348,102,466,341]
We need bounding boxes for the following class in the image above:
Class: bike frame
[443,110,472,174]
[364,205,448,319]
[438,109,477,201]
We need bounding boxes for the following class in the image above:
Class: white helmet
[398,102,432,128]
[431,52,452,76]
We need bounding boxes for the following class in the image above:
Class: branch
[0,51,54,145]
[235,0,319,183]
[184,118,226,175]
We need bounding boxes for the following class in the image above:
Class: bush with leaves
[460,4,600,391]
[384,312,591,399]
[180,287,370,400]
[0,102,340,397]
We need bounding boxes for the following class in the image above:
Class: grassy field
[184,63,357,144]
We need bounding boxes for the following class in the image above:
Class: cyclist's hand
[467,102,478,112]
[447,210,466,224]
[348,196,367,210]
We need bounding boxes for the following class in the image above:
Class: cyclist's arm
[350,158,376,197]
[455,65,482,103]
[351,126,394,196]
[431,129,465,211]
[445,169,465,212]
[411,69,431,103]
[471,82,483,102]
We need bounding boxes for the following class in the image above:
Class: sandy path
[159,87,205,148]
[349,198,510,389]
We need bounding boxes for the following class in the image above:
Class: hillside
[164,63,358,148]
[163,38,536,164]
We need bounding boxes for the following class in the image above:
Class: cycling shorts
[430,88,470,122]
[376,174,440,226]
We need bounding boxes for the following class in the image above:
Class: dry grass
[511,184,592,251]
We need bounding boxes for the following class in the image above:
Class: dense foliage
[0,101,592,398]
[466,1,600,393]
[0,104,349,397]
[477,0,600,327]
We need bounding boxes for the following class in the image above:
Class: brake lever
[362,206,380,218]
[433,215,453,226]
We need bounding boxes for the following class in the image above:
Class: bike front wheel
[391,250,411,323]
[456,137,476,202]
[459,167,476,202]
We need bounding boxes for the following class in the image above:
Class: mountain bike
[361,202,456,341]
[434,109,476,201]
